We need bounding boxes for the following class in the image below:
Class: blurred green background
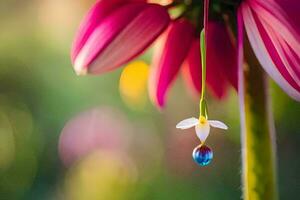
[0,0,299,199]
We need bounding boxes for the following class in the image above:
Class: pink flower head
[71,1,239,108]
[71,0,300,110]
[240,0,300,101]
[71,0,170,75]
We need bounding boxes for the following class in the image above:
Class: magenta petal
[248,0,300,55]
[71,0,127,62]
[275,0,300,33]
[183,22,236,100]
[73,3,170,75]
[249,0,300,36]
[207,21,238,91]
[182,39,202,96]
[242,2,300,101]
[71,0,148,62]
[149,20,195,107]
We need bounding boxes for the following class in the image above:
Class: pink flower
[239,0,300,101]
[71,0,300,110]
[71,0,170,75]
[71,1,238,108]
[150,20,237,107]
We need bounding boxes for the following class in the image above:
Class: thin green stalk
[200,30,206,101]
[199,0,209,118]
[199,30,207,118]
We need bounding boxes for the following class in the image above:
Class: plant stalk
[239,38,279,200]
[199,0,209,118]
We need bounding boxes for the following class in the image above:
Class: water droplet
[192,145,213,166]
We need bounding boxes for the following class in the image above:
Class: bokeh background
[0,0,299,199]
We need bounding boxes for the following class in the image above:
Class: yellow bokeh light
[119,61,149,108]
[64,151,137,200]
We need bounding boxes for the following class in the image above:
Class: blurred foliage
[0,0,299,200]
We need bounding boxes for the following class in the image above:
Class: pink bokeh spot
[59,107,132,167]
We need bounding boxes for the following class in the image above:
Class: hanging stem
[238,10,278,200]
[200,30,206,101]
[199,0,209,118]
[199,30,207,118]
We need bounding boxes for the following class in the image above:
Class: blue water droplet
[192,145,213,166]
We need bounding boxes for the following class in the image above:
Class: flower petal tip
[175,125,183,129]
[152,98,165,110]
[208,120,228,130]
[157,97,165,108]
[176,117,199,129]
[74,60,88,76]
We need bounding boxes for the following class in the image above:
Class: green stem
[240,39,278,200]
[199,0,209,118]
[200,30,206,101]
[199,30,207,118]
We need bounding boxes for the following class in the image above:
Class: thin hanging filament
[199,0,209,118]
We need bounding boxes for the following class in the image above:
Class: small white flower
[176,116,228,143]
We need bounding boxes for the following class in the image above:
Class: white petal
[195,122,210,142]
[208,120,228,130]
[176,117,199,129]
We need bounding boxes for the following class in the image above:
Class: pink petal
[262,23,300,84]
[249,0,300,36]
[182,21,237,99]
[149,20,195,107]
[207,21,238,91]
[248,0,300,54]
[241,2,300,101]
[71,0,148,62]
[206,51,229,99]
[71,0,127,62]
[182,39,202,95]
[73,2,170,75]
[275,0,300,33]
